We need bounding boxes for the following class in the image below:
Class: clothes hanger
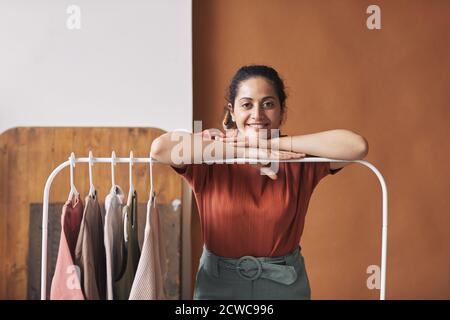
[128,150,134,201]
[111,151,117,194]
[88,150,96,197]
[124,151,135,242]
[149,149,156,207]
[144,151,157,236]
[68,152,79,201]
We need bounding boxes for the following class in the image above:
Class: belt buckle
[236,256,262,281]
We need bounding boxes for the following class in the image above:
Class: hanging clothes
[129,191,167,299]
[104,185,125,300]
[114,190,141,299]
[50,195,84,300]
[74,191,107,300]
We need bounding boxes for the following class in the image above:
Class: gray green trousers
[193,245,311,300]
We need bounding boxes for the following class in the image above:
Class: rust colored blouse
[172,161,341,258]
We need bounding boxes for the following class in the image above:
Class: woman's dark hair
[223,65,287,130]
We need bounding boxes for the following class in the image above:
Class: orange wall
[193,0,450,299]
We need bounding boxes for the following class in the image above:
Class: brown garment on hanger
[171,162,342,258]
[75,191,107,300]
[114,190,141,299]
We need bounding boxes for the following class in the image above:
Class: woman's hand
[218,130,271,148]
[196,128,305,180]
[244,147,305,161]
[194,128,225,140]
[243,148,306,180]
[222,130,305,180]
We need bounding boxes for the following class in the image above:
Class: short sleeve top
[172,161,341,257]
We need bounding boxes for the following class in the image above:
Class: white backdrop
[0,0,192,134]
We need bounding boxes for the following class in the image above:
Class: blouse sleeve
[311,162,342,188]
[170,164,210,193]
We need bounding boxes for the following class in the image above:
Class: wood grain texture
[0,127,182,299]
[0,132,6,297]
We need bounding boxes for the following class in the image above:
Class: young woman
[151,65,369,300]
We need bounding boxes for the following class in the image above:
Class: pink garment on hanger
[50,195,85,300]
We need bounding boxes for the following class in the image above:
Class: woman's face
[229,76,283,137]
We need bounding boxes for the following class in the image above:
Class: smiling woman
[223,65,287,138]
[150,64,369,300]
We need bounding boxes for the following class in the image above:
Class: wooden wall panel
[0,133,6,296]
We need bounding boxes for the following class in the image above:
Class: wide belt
[202,247,299,285]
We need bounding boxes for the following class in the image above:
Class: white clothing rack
[41,156,388,300]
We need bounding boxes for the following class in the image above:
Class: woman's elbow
[356,136,369,159]
[151,131,188,164]
[150,135,167,161]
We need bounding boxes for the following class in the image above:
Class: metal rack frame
[41,156,388,300]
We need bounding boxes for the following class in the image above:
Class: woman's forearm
[151,132,241,165]
[274,129,369,160]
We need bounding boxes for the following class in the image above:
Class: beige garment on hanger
[129,192,167,300]
[104,185,125,300]
[75,191,107,300]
